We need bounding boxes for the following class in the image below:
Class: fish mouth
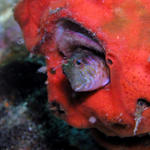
[91,129,150,150]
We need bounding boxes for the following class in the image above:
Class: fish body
[63,49,109,92]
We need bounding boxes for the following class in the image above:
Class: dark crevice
[111,123,127,130]
[92,129,150,148]
[71,45,106,60]
[137,98,150,107]
[0,61,47,105]
[106,58,113,65]
[57,18,101,45]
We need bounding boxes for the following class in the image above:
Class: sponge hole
[106,58,113,65]
[137,98,150,108]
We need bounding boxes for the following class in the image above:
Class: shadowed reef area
[0,0,100,150]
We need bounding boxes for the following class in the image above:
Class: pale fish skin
[62,49,110,92]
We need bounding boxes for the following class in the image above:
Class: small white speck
[116,35,120,39]
[45,80,48,85]
[28,53,34,58]
[37,66,47,74]
[89,116,97,124]
[133,116,142,135]
[102,0,105,3]
[49,7,63,15]
[147,56,150,62]
[118,118,122,122]
[28,127,32,131]
[16,38,24,45]
[45,56,50,60]
[119,113,123,117]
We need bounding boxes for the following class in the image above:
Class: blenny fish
[62,49,109,92]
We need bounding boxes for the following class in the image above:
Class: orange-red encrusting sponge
[14,0,150,140]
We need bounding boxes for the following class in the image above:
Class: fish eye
[75,59,82,65]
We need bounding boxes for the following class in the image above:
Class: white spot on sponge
[89,116,97,124]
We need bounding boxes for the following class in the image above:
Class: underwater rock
[14,0,150,149]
